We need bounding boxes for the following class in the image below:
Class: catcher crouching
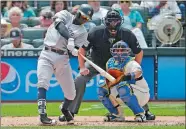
[97,41,150,122]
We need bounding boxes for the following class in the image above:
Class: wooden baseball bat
[79,53,116,83]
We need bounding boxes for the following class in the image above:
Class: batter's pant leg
[54,62,76,101]
[37,58,54,115]
[68,63,98,114]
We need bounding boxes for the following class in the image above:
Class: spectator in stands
[4,1,36,18]
[119,0,148,48]
[8,7,28,29]
[1,27,34,49]
[88,0,108,20]
[140,0,181,19]
[71,5,80,15]
[34,10,54,28]
[50,1,68,14]
[1,19,11,39]
[1,1,8,17]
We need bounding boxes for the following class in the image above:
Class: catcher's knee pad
[117,86,144,115]
[97,87,118,115]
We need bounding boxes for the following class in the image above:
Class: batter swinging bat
[79,53,116,83]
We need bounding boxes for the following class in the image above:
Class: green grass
[1,102,185,117]
[1,126,185,129]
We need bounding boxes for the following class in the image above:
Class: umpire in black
[59,9,155,121]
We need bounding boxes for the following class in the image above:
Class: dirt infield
[1,116,185,126]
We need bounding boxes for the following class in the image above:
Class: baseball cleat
[59,115,66,122]
[39,114,57,125]
[61,108,74,124]
[104,113,125,122]
[134,114,146,122]
[145,111,156,120]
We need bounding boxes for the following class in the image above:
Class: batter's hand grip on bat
[79,53,116,83]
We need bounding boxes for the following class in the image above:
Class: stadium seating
[90,18,102,26]
[32,39,44,48]
[1,38,31,47]
[22,28,47,44]
[3,17,40,27]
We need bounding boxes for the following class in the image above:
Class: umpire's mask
[104,10,123,37]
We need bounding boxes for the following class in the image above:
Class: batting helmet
[75,4,94,25]
[110,41,131,62]
[104,9,123,36]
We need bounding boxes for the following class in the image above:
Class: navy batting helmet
[75,4,94,25]
[104,9,123,36]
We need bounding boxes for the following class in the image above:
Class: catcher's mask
[75,4,94,25]
[110,41,131,62]
[104,10,123,36]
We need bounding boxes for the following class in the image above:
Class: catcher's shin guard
[97,87,118,115]
[117,86,144,115]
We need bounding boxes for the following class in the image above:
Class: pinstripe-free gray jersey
[44,10,89,52]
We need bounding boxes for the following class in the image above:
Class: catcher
[97,40,150,122]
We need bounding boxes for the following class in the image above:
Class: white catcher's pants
[131,78,150,107]
[37,50,76,100]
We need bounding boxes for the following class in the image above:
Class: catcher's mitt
[106,69,125,88]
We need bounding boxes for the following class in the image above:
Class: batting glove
[71,48,79,56]
[80,67,90,76]
[67,38,75,51]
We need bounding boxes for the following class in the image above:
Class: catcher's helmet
[75,4,94,25]
[104,9,123,36]
[110,41,131,62]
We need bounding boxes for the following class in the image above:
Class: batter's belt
[44,46,68,55]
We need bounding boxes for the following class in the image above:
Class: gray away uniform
[37,10,89,100]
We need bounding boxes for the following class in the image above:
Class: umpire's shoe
[39,113,57,125]
[61,108,74,124]
[145,111,156,120]
[59,112,74,122]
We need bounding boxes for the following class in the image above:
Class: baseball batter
[37,4,93,125]
[98,41,150,122]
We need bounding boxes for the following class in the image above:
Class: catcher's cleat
[39,114,57,125]
[104,113,125,122]
[61,108,74,124]
[145,111,156,120]
[134,114,146,122]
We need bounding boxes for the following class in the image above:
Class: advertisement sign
[158,57,185,100]
[1,56,155,101]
